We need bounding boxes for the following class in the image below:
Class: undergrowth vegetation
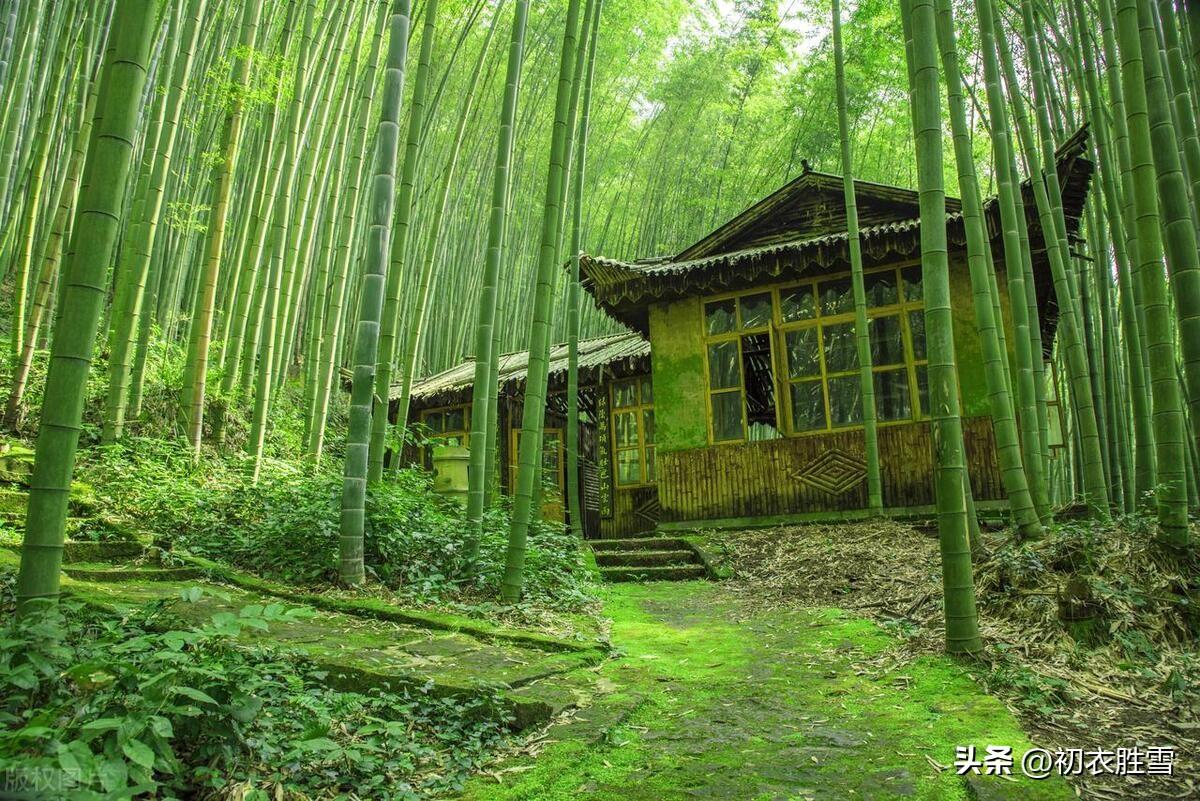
[0,587,509,800]
[72,438,598,622]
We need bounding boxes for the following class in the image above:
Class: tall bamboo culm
[340,0,413,585]
[902,0,982,654]
[16,0,156,614]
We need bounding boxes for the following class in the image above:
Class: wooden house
[397,332,653,538]
[395,129,1093,538]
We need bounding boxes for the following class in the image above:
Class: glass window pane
[785,328,820,378]
[640,376,653,404]
[864,270,899,307]
[705,298,736,334]
[819,277,854,315]
[614,380,637,408]
[916,365,929,416]
[1047,403,1064,447]
[909,310,926,361]
[869,315,905,366]
[823,321,858,373]
[543,436,561,480]
[780,286,817,322]
[902,266,922,302]
[643,409,655,444]
[789,381,825,432]
[614,411,639,447]
[446,408,464,431]
[617,449,642,485]
[828,375,864,427]
[708,340,741,389]
[424,411,443,433]
[711,391,744,441]
[873,369,912,422]
[739,292,772,329]
[1043,362,1058,402]
[646,447,657,482]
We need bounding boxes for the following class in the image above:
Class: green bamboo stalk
[4,76,96,429]
[386,0,503,478]
[103,0,208,443]
[1138,0,1200,468]
[902,0,982,654]
[180,0,262,457]
[936,0,1041,538]
[248,0,317,474]
[340,0,413,585]
[16,0,156,614]
[997,4,1111,516]
[566,0,601,539]
[972,0,1050,521]
[832,0,882,514]
[501,0,585,604]
[1115,0,1190,546]
[309,4,389,462]
[367,0,440,483]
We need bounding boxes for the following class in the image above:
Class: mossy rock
[68,480,100,515]
[0,488,27,516]
[63,564,203,583]
[0,442,34,486]
[63,540,146,563]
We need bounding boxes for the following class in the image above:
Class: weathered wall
[640,257,1011,524]
[647,259,1002,446]
[648,296,709,453]
[950,256,997,418]
[656,415,1004,524]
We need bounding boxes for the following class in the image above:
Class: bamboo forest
[2,0,1200,797]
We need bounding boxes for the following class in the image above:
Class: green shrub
[0,593,509,800]
[76,440,596,612]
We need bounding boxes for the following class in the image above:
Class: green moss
[459,582,1072,801]
[182,555,600,655]
[649,298,709,453]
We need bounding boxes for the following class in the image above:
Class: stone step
[594,549,698,568]
[598,565,708,583]
[589,537,690,553]
[4,540,146,563]
[63,564,204,583]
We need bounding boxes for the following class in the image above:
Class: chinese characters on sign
[954,745,1175,779]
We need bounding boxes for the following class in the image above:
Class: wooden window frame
[1043,359,1068,452]
[699,260,931,445]
[418,403,471,467]
[701,291,777,444]
[610,376,656,488]
[509,426,566,496]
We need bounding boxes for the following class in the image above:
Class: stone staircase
[590,535,708,582]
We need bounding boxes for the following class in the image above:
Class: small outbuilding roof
[400,331,650,410]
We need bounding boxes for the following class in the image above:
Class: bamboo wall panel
[600,485,661,537]
[657,416,1003,523]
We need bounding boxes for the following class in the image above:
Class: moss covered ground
[460,581,1073,801]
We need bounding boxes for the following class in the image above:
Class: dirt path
[460,581,1072,801]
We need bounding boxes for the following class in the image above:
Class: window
[703,293,781,443]
[1044,360,1067,450]
[508,427,565,497]
[702,263,929,443]
[419,404,469,468]
[611,376,656,485]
